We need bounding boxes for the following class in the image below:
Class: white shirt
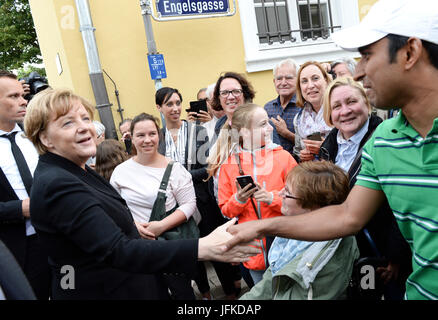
[165,122,187,166]
[335,118,370,172]
[202,116,220,142]
[0,124,39,236]
[110,158,197,224]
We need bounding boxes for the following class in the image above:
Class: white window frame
[238,0,361,73]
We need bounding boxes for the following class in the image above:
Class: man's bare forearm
[260,203,361,241]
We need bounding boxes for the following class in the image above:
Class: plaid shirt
[264,95,300,154]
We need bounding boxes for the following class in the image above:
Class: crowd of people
[0,0,437,301]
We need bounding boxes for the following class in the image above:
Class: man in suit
[0,70,50,299]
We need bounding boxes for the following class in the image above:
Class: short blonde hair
[322,77,372,127]
[286,161,349,210]
[24,88,95,155]
[296,61,332,108]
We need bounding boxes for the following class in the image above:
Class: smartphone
[236,175,257,190]
[306,132,323,141]
[187,100,208,114]
[124,138,132,155]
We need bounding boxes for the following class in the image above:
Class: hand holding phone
[236,175,257,190]
[235,175,258,203]
[306,132,322,141]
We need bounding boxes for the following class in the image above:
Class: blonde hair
[24,88,95,155]
[296,61,332,108]
[286,161,349,210]
[322,77,372,127]
[206,103,261,179]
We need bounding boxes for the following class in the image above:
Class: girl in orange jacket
[218,103,297,284]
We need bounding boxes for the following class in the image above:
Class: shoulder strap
[159,161,174,191]
[234,153,244,175]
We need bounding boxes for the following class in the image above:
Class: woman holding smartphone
[217,103,297,285]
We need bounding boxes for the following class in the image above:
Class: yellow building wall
[29,0,377,136]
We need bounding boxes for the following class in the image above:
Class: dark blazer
[0,240,36,300]
[30,152,198,300]
[0,159,28,267]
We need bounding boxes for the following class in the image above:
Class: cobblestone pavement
[192,261,250,300]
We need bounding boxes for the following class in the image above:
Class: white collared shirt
[335,118,370,172]
[0,124,39,236]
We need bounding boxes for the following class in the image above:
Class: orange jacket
[218,144,297,270]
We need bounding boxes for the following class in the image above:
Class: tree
[0,0,42,70]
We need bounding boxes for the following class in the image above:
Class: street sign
[156,0,230,18]
[147,54,167,80]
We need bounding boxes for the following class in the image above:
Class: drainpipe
[75,0,117,139]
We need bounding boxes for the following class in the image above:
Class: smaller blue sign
[156,0,229,17]
[147,54,167,80]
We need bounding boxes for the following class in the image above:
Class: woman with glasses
[319,77,412,300]
[292,61,333,162]
[240,161,359,300]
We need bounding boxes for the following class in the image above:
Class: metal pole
[139,0,166,128]
[103,69,124,123]
[75,0,118,139]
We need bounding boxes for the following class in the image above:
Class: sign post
[147,54,167,80]
[151,0,235,21]
[139,0,235,126]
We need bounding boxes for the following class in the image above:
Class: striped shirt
[164,121,188,166]
[356,112,438,300]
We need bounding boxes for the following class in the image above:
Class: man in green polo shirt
[224,0,438,300]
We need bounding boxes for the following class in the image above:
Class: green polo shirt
[356,112,438,300]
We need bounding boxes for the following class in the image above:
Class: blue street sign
[156,0,229,17]
[147,54,167,80]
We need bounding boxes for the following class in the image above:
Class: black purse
[149,161,200,241]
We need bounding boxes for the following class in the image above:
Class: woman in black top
[23,88,259,300]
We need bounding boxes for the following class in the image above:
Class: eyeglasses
[281,188,302,200]
[219,89,243,98]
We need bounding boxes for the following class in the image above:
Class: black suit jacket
[30,152,198,300]
[0,158,27,267]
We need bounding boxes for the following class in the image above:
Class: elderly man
[0,70,50,300]
[264,58,300,154]
[226,0,438,300]
[330,57,357,79]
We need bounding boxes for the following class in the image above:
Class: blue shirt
[335,118,370,172]
[264,95,300,154]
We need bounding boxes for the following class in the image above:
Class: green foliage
[16,64,46,79]
[0,0,42,70]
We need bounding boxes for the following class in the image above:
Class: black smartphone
[187,100,208,114]
[236,175,257,190]
[306,132,322,141]
[124,138,132,155]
